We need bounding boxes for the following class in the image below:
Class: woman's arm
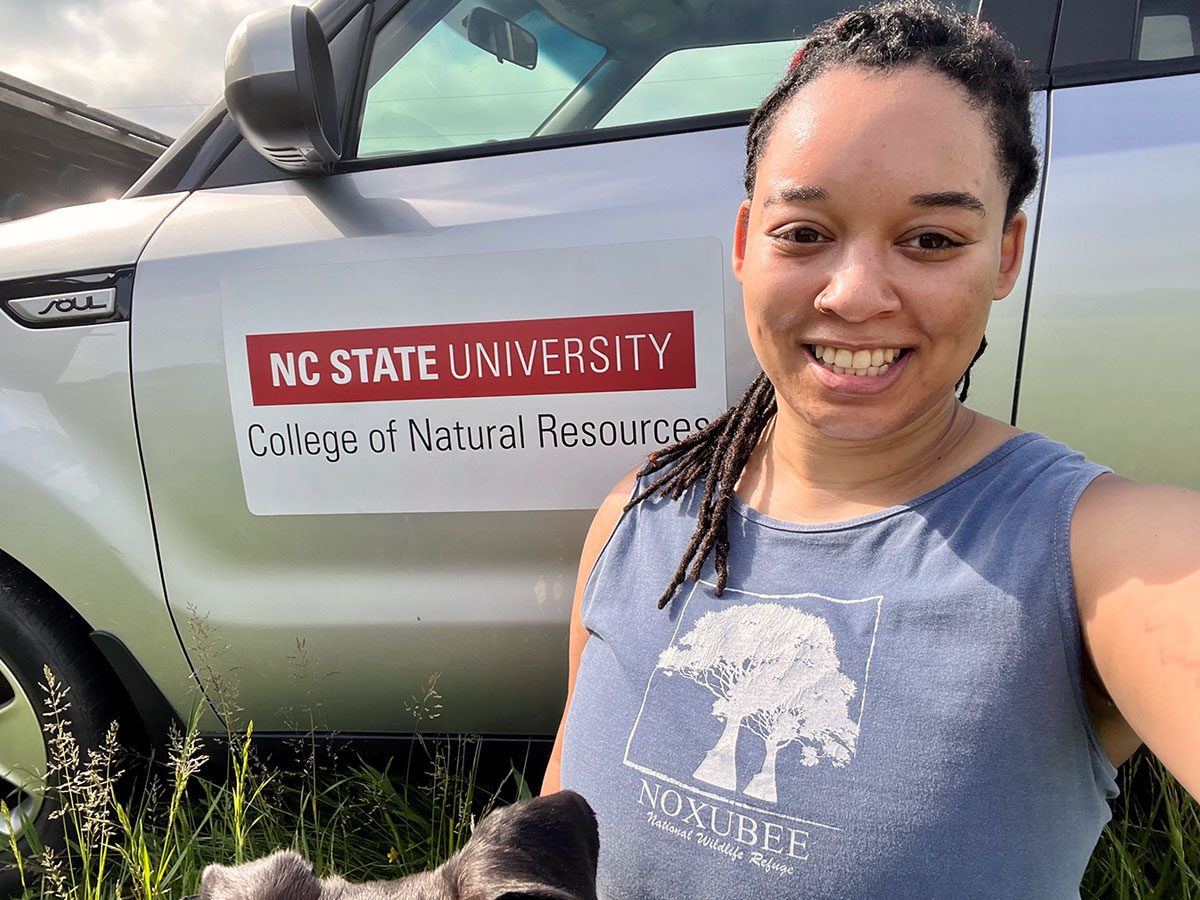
[1073,475,1200,797]
[541,467,640,795]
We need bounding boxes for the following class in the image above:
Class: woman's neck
[737,396,1002,523]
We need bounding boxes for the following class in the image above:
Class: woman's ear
[732,199,752,284]
[994,210,1028,301]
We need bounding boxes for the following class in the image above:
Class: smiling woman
[737,64,1027,442]
[545,2,1200,897]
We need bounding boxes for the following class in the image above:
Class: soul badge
[6,287,117,325]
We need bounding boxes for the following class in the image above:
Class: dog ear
[198,849,322,900]
[441,790,599,900]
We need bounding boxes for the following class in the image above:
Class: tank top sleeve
[560,432,1117,900]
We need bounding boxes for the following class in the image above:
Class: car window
[354,0,983,162]
[1137,0,1199,60]
[1054,0,1200,70]
[596,40,802,129]
[359,1,606,157]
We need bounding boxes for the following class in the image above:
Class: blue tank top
[560,432,1118,899]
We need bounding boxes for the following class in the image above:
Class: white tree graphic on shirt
[657,603,859,803]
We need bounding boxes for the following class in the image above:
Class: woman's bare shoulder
[581,464,642,567]
[1073,474,1199,559]
[1071,474,1200,794]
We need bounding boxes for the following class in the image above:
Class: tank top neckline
[727,431,1044,534]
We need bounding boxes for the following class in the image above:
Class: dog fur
[197,790,599,900]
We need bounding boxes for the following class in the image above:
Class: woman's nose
[813,247,902,321]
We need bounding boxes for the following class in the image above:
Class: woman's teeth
[811,345,905,377]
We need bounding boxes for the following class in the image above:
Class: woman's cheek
[926,271,996,333]
[749,285,811,334]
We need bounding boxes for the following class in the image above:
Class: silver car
[1,0,1197,874]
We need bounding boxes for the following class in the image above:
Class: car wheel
[0,565,128,896]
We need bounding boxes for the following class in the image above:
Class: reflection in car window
[355,0,981,162]
[359,1,606,157]
[597,41,803,129]
[1137,1,1199,60]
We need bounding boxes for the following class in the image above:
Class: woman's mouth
[807,344,909,377]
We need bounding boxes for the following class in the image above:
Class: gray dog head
[197,790,599,900]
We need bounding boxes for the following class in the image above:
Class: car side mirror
[223,5,341,175]
[465,7,538,69]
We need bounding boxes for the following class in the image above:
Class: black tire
[0,564,130,897]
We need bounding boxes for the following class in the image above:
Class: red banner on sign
[246,311,696,406]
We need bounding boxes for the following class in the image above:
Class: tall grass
[1082,747,1200,899]
[0,668,529,900]
[1,664,1196,899]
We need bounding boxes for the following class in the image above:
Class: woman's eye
[776,227,827,245]
[904,233,963,252]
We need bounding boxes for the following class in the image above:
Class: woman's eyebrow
[761,185,986,217]
[762,184,831,206]
[909,191,987,216]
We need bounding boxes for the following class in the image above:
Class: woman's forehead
[756,65,1005,209]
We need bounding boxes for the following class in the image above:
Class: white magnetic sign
[222,238,727,514]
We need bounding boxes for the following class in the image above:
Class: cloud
[0,0,313,137]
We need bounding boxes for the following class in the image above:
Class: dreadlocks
[630,372,776,608]
[631,1,1038,609]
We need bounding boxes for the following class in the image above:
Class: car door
[1016,0,1200,488]
[130,0,1046,736]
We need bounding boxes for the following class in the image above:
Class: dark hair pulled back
[632,1,1039,610]
[747,0,1038,223]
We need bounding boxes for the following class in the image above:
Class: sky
[0,0,313,138]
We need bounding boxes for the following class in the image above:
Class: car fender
[0,193,219,731]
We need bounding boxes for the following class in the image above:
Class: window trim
[1051,55,1200,86]
[335,108,754,176]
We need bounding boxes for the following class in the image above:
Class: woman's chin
[776,392,939,444]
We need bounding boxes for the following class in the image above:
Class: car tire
[0,564,130,897]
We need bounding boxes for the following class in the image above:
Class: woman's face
[733,64,1027,442]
